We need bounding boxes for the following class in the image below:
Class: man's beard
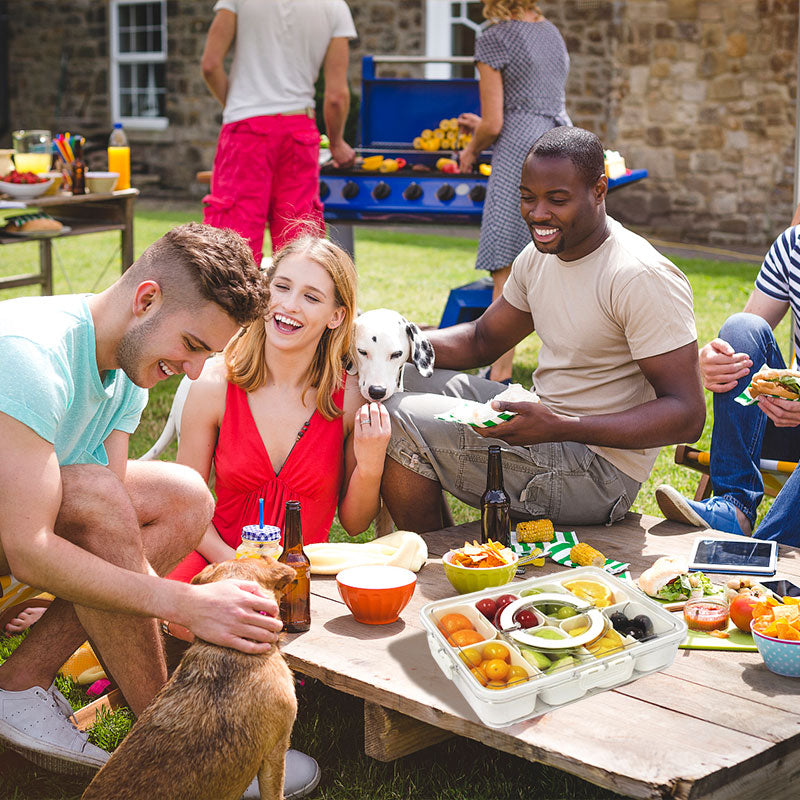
[115,312,163,387]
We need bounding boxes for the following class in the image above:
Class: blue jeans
[710,313,800,546]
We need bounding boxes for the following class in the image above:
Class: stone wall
[3,0,798,248]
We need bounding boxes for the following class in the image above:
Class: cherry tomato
[514,608,539,629]
[482,658,510,682]
[475,597,497,620]
[482,641,510,662]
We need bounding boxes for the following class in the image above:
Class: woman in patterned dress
[458,0,571,381]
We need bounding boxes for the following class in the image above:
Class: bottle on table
[107,122,130,190]
[71,138,86,195]
[278,500,311,632]
[235,524,281,560]
[481,445,511,547]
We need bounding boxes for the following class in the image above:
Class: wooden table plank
[287,513,800,799]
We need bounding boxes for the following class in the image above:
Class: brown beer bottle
[71,138,86,195]
[278,500,311,632]
[481,445,511,547]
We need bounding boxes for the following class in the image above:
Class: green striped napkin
[544,531,630,576]
[434,399,516,429]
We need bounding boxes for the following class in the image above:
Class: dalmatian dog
[349,308,434,402]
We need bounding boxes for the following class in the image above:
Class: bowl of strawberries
[0,170,55,200]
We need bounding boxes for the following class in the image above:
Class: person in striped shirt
[656,222,800,547]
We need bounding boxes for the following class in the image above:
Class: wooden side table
[0,188,139,294]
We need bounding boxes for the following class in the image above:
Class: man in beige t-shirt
[383,127,705,532]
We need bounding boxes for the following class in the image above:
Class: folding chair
[673,444,798,501]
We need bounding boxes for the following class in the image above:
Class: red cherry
[514,608,539,629]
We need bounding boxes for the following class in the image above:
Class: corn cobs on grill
[570,543,606,568]
[516,519,554,543]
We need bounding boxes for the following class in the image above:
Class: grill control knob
[437,183,455,203]
[342,181,360,200]
[403,182,423,201]
[372,181,391,201]
[319,181,330,201]
[469,184,486,203]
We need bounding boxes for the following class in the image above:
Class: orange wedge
[563,579,613,608]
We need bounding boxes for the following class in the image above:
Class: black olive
[609,611,629,631]
[632,614,654,635]
[622,624,645,640]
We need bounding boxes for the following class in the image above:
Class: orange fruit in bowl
[448,628,484,647]
[481,641,510,662]
[482,658,511,682]
[438,612,474,637]
[458,646,483,668]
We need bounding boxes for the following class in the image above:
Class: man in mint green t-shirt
[0,223,282,773]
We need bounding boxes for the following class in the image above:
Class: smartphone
[760,578,800,598]
[688,536,778,575]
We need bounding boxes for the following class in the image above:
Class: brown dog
[82,557,298,800]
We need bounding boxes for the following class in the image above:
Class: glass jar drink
[235,524,281,560]
[12,129,52,174]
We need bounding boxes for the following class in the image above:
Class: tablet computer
[688,536,777,576]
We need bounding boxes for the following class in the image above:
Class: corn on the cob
[569,542,606,568]
[516,519,554,543]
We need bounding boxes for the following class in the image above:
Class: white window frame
[109,0,168,130]
[424,1,485,79]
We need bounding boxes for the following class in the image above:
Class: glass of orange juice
[12,129,52,174]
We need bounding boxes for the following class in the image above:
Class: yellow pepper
[420,129,434,141]
[420,137,441,151]
[379,159,399,173]
[479,163,492,176]
[361,155,384,171]
[412,137,423,150]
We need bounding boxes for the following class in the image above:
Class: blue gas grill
[322,55,488,252]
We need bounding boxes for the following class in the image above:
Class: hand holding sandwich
[748,366,800,427]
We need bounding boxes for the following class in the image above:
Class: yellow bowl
[442,550,518,594]
[39,171,64,195]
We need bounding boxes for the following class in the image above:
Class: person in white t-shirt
[201,0,357,265]
[382,127,705,532]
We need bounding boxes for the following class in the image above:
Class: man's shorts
[385,368,641,527]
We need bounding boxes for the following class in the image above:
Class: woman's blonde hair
[482,0,542,22]
[225,235,357,421]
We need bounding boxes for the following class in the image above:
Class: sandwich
[748,367,800,400]
[637,556,715,602]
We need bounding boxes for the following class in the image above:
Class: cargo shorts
[385,367,641,527]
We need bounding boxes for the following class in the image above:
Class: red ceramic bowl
[336,565,417,624]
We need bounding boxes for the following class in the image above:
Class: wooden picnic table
[282,513,800,800]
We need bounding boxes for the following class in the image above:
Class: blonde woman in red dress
[169,235,390,582]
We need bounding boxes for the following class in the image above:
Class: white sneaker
[0,684,110,775]
[242,749,321,799]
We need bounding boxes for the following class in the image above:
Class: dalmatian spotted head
[348,308,434,401]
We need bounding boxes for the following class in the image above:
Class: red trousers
[203,114,325,264]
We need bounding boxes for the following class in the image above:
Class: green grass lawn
[0,205,785,799]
